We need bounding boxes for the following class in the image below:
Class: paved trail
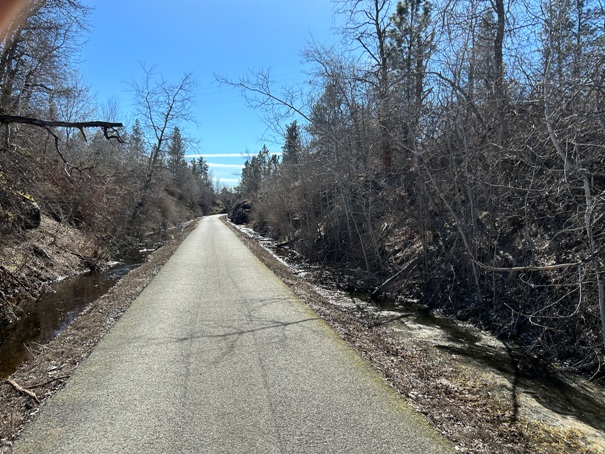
[13,215,453,453]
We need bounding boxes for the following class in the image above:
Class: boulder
[230,200,252,225]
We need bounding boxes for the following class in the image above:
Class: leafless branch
[466,251,584,272]
[0,114,124,143]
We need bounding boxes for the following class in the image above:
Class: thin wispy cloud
[208,163,244,169]
[218,178,241,184]
[186,152,283,159]
[187,153,245,158]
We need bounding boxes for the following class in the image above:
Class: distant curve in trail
[13,214,453,453]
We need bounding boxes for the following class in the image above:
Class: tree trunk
[493,0,507,148]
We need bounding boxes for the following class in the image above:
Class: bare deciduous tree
[129,65,195,215]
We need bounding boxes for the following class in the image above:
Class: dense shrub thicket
[233,0,605,378]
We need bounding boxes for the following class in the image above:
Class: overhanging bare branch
[0,115,124,143]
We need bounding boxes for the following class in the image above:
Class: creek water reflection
[0,258,142,379]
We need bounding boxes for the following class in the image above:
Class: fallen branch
[5,379,40,403]
[465,252,582,272]
[368,312,413,328]
[371,256,422,300]
[29,375,70,389]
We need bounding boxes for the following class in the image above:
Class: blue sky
[79,1,337,186]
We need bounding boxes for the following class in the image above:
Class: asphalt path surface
[13,215,453,453]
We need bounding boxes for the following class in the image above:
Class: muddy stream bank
[1,222,198,450]
[236,224,605,451]
[0,251,147,379]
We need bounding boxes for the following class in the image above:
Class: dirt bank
[0,215,111,326]
[0,219,198,451]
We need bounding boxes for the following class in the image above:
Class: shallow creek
[0,255,144,379]
[354,295,605,433]
[239,225,605,439]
